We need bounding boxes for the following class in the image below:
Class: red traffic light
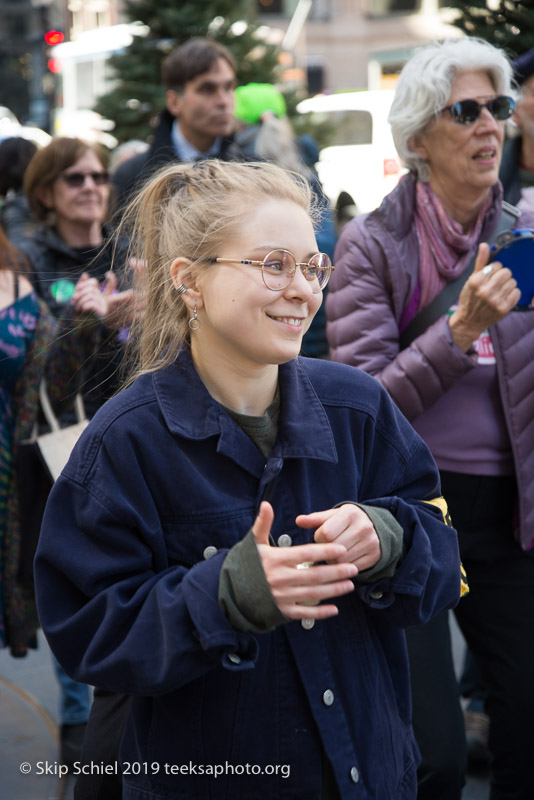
[44,30,64,46]
[47,57,61,74]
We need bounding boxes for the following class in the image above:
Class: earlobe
[409,133,428,160]
[37,186,53,211]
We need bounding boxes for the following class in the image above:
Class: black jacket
[18,225,130,417]
[499,136,522,205]
[111,110,247,211]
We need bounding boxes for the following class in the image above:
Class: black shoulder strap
[398,201,520,351]
[14,271,19,301]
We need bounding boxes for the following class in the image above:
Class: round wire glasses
[207,249,333,292]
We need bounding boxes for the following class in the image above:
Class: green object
[50,279,76,303]
[234,83,287,124]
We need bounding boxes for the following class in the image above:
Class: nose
[216,87,233,107]
[283,265,316,300]
[477,106,500,132]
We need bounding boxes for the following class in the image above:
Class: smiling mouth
[268,315,305,328]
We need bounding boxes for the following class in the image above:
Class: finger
[283,603,341,621]
[473,242,491,273]
[103,271,118,295]
[313,515,355,544]
[277,542,348,566]
[252,501,274,547]
[74,272,93,289]
[275,576,356,607]
[269,561,358,590]
[295,509,337,529]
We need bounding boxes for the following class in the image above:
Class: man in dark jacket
[500,46,534,204]
[111,38,244,210]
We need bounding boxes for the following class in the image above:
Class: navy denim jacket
[35,350,462,800]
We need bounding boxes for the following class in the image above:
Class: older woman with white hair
[327,37,534,800]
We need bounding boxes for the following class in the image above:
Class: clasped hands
[252,501,381,621]
[72,260,146,330]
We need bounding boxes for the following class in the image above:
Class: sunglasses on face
[441,95,515,125]
[59,171,110,188]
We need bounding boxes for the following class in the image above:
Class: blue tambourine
[489,228,534,310]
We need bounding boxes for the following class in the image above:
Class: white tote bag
[35,381,89,481]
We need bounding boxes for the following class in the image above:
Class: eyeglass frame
[206,249,334,292]
[440,95,515,125]
[59,171,110,188]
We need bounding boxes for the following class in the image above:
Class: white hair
[388,38,513,180]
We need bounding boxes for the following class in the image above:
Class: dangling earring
[188,304,201,330]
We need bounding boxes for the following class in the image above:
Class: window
[257,0,284,12]
[301,110,373,147]
[369,0,421,15]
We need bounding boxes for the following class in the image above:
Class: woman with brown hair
[20,136,133,416]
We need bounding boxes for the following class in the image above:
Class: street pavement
[0,617,489,799]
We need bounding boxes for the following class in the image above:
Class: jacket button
[203,545,218,560]
[322,689,334,706]
[277,534,292,547]
[350,766,359,783]
[370,589,383,600]
[227,653,241,665]
[301,618,315,630]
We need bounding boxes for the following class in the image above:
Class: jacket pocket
[162,508,255,567]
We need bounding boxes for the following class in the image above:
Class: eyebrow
[248,248,319,260]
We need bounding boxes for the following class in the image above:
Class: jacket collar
[371,170,504,242]
[152,348,338,471]
[149,110,242,168]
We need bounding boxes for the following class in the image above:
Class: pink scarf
[414,181,493,309]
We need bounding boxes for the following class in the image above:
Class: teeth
[272,317,302,326]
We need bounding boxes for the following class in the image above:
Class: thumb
[103,271,117,295]
[473,242,491,273]
[252,501,274,547]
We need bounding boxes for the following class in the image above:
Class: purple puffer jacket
[326,172,534,550]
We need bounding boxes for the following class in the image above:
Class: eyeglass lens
[61,171,109,187]
[262,250,331,292]
[448,96,514,124]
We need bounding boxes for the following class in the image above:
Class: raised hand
[449,242,520,351]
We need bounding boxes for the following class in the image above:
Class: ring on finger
[482,264,494,277]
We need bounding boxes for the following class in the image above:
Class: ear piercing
[176,283,187,296]
[188,305,201,330]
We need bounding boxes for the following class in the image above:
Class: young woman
[35,160,464,800]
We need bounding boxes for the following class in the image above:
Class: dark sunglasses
[59,171,110,188]
[441,95,515,125]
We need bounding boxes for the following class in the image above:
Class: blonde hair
[118,160,315,384]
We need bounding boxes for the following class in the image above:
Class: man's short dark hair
[162,38,237,93]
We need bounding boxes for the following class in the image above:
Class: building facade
[256,0,461,92]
